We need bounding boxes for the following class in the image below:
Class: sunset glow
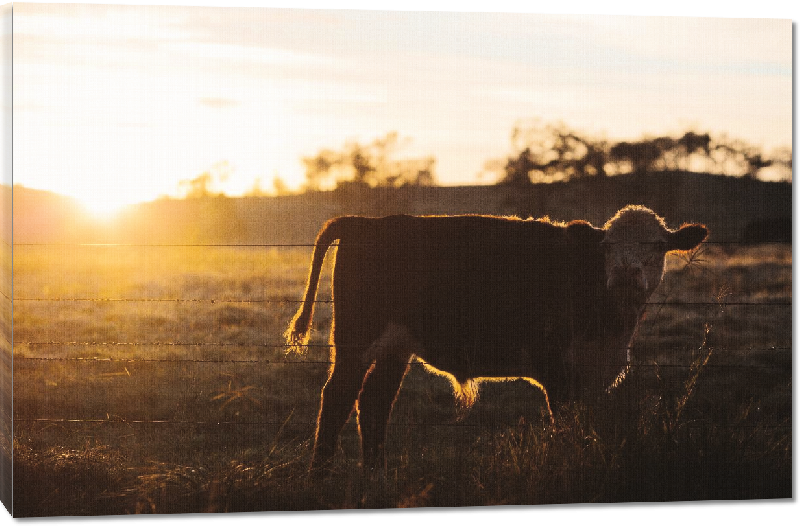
[76,189,133,220]
[11,2,793,206]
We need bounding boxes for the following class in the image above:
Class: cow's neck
[559,289,645,401]
[594,291,647,344]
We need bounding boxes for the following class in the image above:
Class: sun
[77,191,134,220]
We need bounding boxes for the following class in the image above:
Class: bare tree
[608,140,662,175]
[743,149,773,179]
[497,121,608,185]
[302,132,437,190]
[301,149,338,191]
[178,161,231,198]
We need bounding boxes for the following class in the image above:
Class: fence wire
[10,297,791,306]
[9,239,791,431]
[15,417,789,429]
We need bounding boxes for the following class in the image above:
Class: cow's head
[600,206,707,307]
[565,206,707,396]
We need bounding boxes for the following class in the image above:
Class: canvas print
[0,2,792,517]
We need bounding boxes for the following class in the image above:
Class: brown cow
[286,205,707,475]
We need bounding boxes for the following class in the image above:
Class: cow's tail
[285,218,346,353]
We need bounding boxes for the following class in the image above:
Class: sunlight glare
[76,189,135,220]
[51,162,160,220]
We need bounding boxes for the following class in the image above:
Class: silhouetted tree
[179,172,215,198]
[384,157,437,187]
[349,145,376,185]
[609,134,714,174]
[743,149,773,179]
[178,161,231,198]
[302,149,338,191]
[245,178,268,197]
[708,136,742,175]
[677,132,711,156]
[491,121,787,183]
[579,142,609,178]
[768,147,792,181]
[707,136,782,178]
[672,132,710,171]
[272,176,290,196]
[302,132,437,190]
[608,141,662,175]
[774,148,792,170]
[496,121,608,185]
[500,147,536,186]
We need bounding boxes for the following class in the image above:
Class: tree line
[491,121,791,186]
[178,122,791,196]
[299,122,790,191]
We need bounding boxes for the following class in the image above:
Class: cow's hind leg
[312,354,370,475]
[358,355,410,475]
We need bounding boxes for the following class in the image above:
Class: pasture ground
[10,242,792,515]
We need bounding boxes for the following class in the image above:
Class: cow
[285,205,708,476]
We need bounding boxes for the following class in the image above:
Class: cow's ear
[667,224,708,252]
[567,220,605,244]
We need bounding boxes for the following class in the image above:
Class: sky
[10,1,794,216]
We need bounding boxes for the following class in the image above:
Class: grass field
[11,242,792,516]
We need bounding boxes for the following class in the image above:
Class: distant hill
[11,186,97,244]
[11,172,792,245]
[1,184,10,245]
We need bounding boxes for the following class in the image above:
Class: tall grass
[11,244,792,515]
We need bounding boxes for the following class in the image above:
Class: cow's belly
[356,317,569,389]
[413,341,544,383]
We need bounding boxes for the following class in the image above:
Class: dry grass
[11,243,791,515]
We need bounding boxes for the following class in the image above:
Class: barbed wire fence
[8,240,792,432]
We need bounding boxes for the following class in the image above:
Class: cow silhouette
[286,205,708,475]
